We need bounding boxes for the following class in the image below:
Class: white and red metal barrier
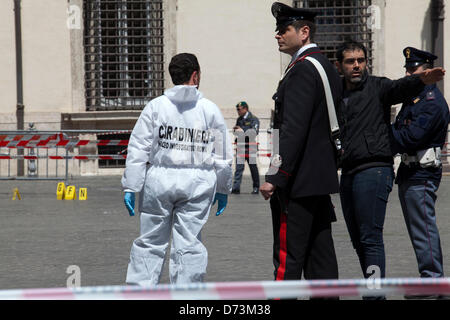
[0,138,129,149]
[0,277,450,300]
[0,132,129,165]
[0,133,275,159]
[0,154,127,160]
[1,131,449,160]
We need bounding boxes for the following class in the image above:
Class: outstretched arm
[381,68,445,107]
[418,67,445,85]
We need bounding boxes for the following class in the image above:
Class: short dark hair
[336,40,368,63]
[168,53,200,85]
[291,20,316,42]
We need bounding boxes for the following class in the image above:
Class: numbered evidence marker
[64,186,77,200]
[12,188,22,200]
[57,182,66,200]
[79,188,87,201]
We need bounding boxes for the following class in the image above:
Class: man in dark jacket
[391,47,449,300]
[232,101,260,194]
[335,41,445,299]
[260,2,342,283]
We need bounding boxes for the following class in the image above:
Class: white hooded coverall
[122,85,233,285]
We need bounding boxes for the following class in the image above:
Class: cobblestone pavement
[1,174,449,300]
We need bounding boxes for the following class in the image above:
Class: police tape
[0,134,62,141]
[0,153,271,160]
[237,153,272,158]
[0,131,132,141]
[0,277,450,300]
[0,155,126,160]
[0,139,129,148]
[1,154,271,160]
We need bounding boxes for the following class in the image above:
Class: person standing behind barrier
[231,101,260,195]
[390,47,449,300]
[335,41,445,300]
[121,53,233,285]
[260,2,342,286]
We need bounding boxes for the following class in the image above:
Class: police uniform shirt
[236,111,259,134]
[235,111,259,152]
[391,84,450,183]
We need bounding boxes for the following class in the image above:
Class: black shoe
[252,187,259,194]
[231,189,240,194]
[438,295,450,300]
[404,294,440,300]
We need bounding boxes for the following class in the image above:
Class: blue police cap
[271,2,317,32]
[403,47,437,68]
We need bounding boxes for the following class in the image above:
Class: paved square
[1,174,449,299]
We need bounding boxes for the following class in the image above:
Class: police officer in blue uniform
[232,101,260,194]
[391,47,450,299]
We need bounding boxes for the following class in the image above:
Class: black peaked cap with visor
[271,2,317,32]
[403,47,438,68]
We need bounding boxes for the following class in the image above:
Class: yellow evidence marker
[65,186,77,200]
[57,182,66,200]
[79,188,87,200]
[12,188,22,200]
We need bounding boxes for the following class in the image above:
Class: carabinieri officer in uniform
[390,47,449,299]
[260,2,342,287]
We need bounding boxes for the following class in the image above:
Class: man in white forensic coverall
[122,53,233,285]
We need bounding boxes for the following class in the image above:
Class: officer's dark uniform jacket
[391,84,450,183]
[265,47,342,198]
[337,72,426,175]
[236,112,259,133]
[235,112,259,154]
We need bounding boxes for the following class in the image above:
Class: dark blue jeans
[340,166,394,299]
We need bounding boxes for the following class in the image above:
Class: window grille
[83,0,164,111]
[293,0,373,70]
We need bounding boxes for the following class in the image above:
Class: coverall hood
[164,85,203,105]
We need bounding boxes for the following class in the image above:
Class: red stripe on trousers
[276,211,288,281]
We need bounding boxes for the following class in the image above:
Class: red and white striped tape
[0,139,129,149]
[0,155,126,160]
[0,134,62,142]
[0,278,450,300]
[236,153,272,158]
[0,153,273,160]
[0,131,132,141]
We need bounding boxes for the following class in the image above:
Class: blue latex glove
[124,192,135,216]
[213,193,228,216]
